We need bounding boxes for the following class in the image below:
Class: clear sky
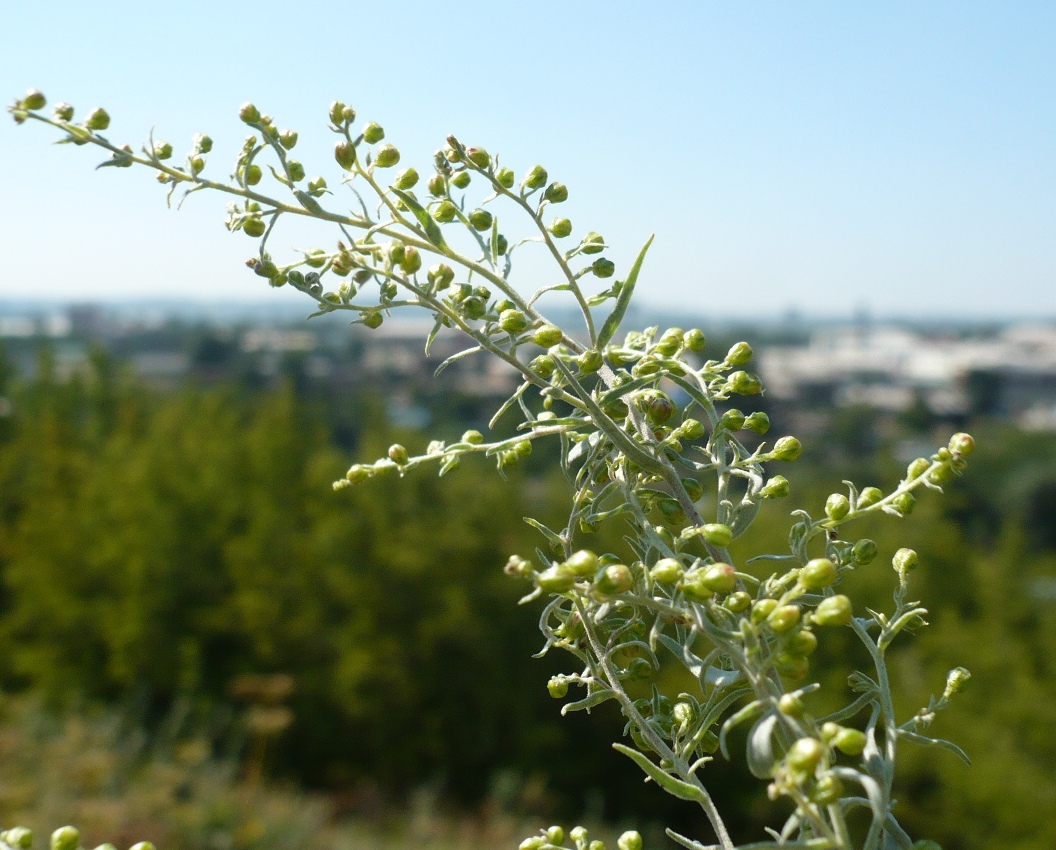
[3,1,1054,320]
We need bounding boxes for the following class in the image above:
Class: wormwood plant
[9,89,974,850]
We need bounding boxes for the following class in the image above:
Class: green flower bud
[461,296,487,320]
[242,163,261,185]
[393,167,419,189]
[653,329,682,357]
[345,464,370,483]
[680,571,714,603]
[243,218,266,238]
[427,263,454,290]
[240,102,261,123]
[400,246,422,274]
[786,629,818,656]
[362,122,385,143]
[387,443,409,465]
[129,843,156,850]
[335,141,357,170]
[617,832,642,850]
[811,774,843,806]
[329,101,347,124]
[497,309,528,335]
[800,558,838,589]
[189,155,205,175]
[906,457,931,480]
[85,107,110,130]
[852,539,878,565]
[949,432,974,456]
[683,328,706,352]
[636,390,672,424]
[461,429,484,445]
[944,666,971,697]
[700,524,733,547]
[929,463,954,483]
[3,828,34,850]
[725,590,752,612]
[620,657,652,681]
[362,310,384,329]
[893,547,918,572]
[389,242,408,267]
[23,89,46,110]
[457,146,488,168]
[548,218,573,238]
[721,409,745,430]
[772,436,803,462]
[678,418,706,440]
[533,324,564,347]
[427,173,447,196]
[451,170,472,189]
[595,561,633,595]
[751,598,778,622]
[548,826,566,847]
[768,604,802,633]
[591,258,615,278]
[578,349,603,375]
[375,144,400,168]
[580,232,605,254]
[825,494,850,521]
[650,557,683,584]
[530,354,556,378]
[892,491,916,514]
[833,727,867,756]
[563,550,600,578]
[495,167,515,188]
[468,208,493,231]
[537,565,575,593]
[433,200,458,222]
[522,164,548,189]
[53,102,74,121]
[744,411,770,434]
[727,370,762,395]
[813,594,853,627]
[493,233,509,255]
[726,341,753,365]
[779,693,804,716]
[519,838,546,850]
[702,562,737,593]
[547,676,569,698]
[786,737,824,773]
[857,486,883,507]
[51,827,80,850]
[153,140,173,160]
[681,476,704,502]
[308,176,327,193]
[544,182,569,203]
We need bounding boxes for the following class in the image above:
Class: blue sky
[3,1,1053,319]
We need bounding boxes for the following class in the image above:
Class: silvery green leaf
[831,766,886,824]
[746,712,779,779]
[719,700,764,760]
[561,688,615,714]
[597,235,653,348]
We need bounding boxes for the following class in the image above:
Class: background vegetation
[0,339,1053,850]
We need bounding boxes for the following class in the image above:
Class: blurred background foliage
[0,340,1053,850]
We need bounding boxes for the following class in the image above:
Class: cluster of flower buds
[519,824,633,850]
[0,826,156,850]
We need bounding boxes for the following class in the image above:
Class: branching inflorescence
[9,88,973,850]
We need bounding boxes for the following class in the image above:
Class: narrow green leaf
[612,743,704,802]
[391,187,449,251]
[561,688,615,715]
[597,234,653,348]
[523,517,564,548]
